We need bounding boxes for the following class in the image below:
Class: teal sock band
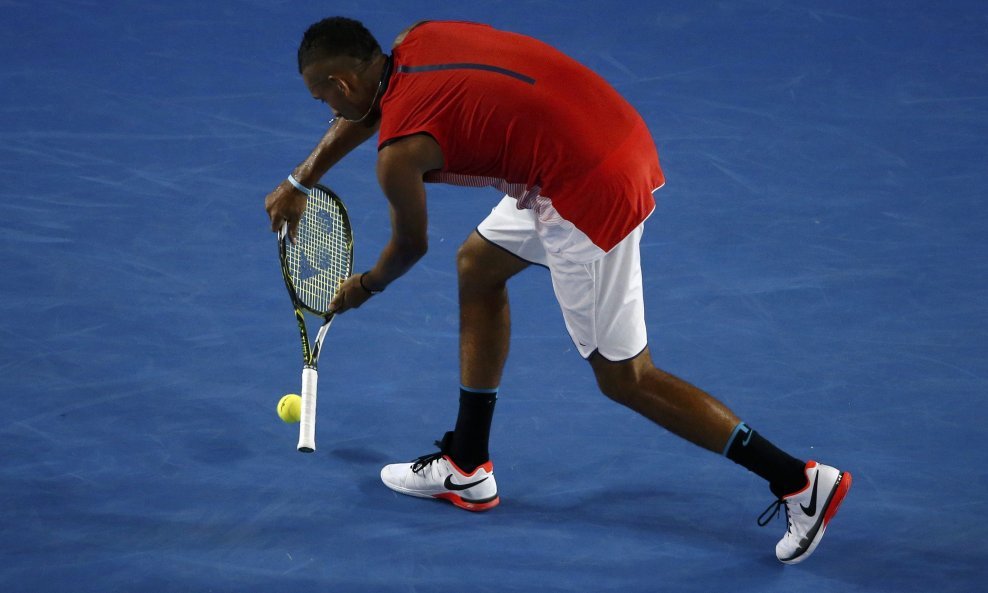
[721,422,753,456]
[460,384,499,394]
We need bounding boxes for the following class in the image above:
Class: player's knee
[593,363,641,404]
[456,239,479,275]
[457,241,485,289]
[457,234,510,290]
[591,353,657,404]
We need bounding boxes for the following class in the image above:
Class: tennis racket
[277,183,354,453]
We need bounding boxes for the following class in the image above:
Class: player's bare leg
[588,349,807,490]
[589,348,851,562]
[444,231,530,470]
[457,230,530,389]
[588,348,739,453]
[380,231,528,511]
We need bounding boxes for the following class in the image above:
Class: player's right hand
[265,179,308,243]
[328,273,374,315]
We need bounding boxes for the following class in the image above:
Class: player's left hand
[329,273,374,314]
[265,179,308,243]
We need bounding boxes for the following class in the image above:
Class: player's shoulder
[392,20,494,48]
[392,21,431,48]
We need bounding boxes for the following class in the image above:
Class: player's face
[302,59,372,122]
[304,72,349,120]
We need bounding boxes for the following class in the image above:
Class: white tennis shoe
[380,432,499,512]
[760,460,852,564]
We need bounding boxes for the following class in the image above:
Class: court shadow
[498,485,771,559]
[328,446,391,465]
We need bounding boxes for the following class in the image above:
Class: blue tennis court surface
[2,2,986,591]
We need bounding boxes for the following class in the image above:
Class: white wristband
[287,174,310,194]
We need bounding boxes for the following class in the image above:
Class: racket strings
[285,190,353,313]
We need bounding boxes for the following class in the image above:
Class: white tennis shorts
[476,196,647,361]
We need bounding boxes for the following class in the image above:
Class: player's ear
[323,76,344,95]
[336,76,354,97]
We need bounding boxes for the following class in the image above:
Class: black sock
[724,423,807,498]
[450,386,497,472]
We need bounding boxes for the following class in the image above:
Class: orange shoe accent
[823,471,852,526]
[444,457,494,477]
[784,461,818,498]
[436,492,501,512]
[435,456,499,511]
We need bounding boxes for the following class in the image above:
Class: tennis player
[264,17,851,564]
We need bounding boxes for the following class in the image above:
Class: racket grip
[297,367,318,453]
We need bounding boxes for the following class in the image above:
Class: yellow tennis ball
[277,394,302,423]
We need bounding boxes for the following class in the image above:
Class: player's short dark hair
[297,17,382,73]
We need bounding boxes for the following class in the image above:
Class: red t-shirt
[378,21,664,251]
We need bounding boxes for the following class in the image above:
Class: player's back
[379,21,663,251]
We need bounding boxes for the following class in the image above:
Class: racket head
[279,184,354,316]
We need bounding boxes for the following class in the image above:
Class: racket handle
[297,367,318,453]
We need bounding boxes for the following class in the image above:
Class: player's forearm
[364,236,427,292]
[292,118,379,186]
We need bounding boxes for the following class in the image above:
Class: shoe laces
[757,498,793,533]
[410,431,454,473]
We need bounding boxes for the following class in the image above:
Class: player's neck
[347,54,392,125]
